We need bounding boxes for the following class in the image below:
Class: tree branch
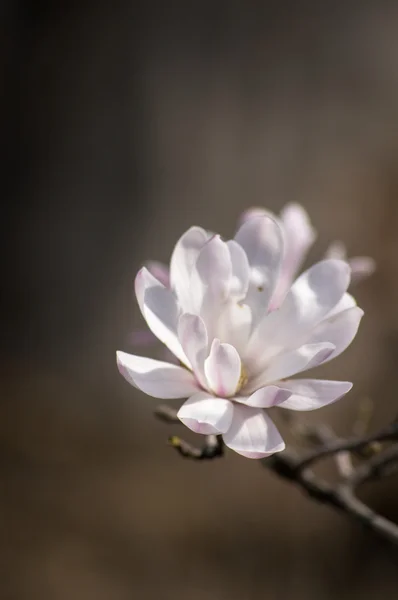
[155,405,398,547]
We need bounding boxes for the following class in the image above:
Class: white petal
[227,240,250,300]
[234,215,284,319]
[237,206,272,225]
[204,339,241,397]
[169,226,210,312]
[270,203,317,309]
[178,313,208,388]
[246,260,351,368]
[146,260,170,287]
[305,306,364,362]
[222,404,285,459]
[348,256,376,284]
[117,351,198,399]
[135,268,189,366]
[192,236,233,333]
[256,342,335,387]
[325,240,347,261]
[276,379,352,411]
[234,385,293,408]
[177,392,233,434]
[326,292,356,318]
[215,301,252,356]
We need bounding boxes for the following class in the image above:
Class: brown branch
[168,434,224,460]
[155,404,398,547]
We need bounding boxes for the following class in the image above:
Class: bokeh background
[2,1,398,598]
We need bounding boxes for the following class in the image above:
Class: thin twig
[168,434,224,460]
[155,404,398,546]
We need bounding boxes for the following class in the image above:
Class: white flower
[117,216,364,459]
[129,203,373,348]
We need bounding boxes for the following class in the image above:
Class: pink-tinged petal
[226,240,250,300]
[234,215,284,322]
[146,260,170,287]
[222,404,285,459]
[325,240,347,261]
[169,226,210,312]
[177,392,233,434]
[204,339,241,398]
[238,206,272,225]
[236,385,293,408]
[254,342,335,388]
[276,379,352,411]
[270,203,317,309]
[348,256,376,284]
[116,351,199,399]
[305,306,364,363]
[246,260,351,369]
[178,314,208,388]
[134,268,189,366]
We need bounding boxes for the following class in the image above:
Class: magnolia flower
[129,203,373,347]
[117,216,363,459]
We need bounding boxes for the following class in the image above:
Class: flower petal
[305,306,364,362]
[276,379,352,411]
[227,240,250,300]
[326,292,356,318]
[222,404,285,459]
[348,256,376,284]
[204,339,241,398]
[178,313,208,388]
[236,385,293,408]
[234,215,284,320]
[177,392,233,434]
[192,236,233,333]
[116,351,199,399]
[252,342,335,388]
[246,259,351,369]
[270,203,317,309]
[146,260,170,287]
[169,226,210,312]
[135,267,189,366]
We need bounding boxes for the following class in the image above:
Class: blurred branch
[155,405,398,547]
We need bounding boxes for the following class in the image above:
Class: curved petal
[222,404,285,459]
[192,236,233,334]
[215,301,252,356]
[250,342,335,389]
[169,226,210,312]
[234,215,284,321]
[204,339,241,398]
[246,259,351,369]
[270,203,317,309]
[146,260,170,288]
[238,206,274,226]
[348,256,376,284]
[226,240,250,300]
[235,385,293,408]
[305,306,364,363]
[177,392,233,434]
[326,292,356,318]
[276,379,352,411]
[117,351,198,399]
[178,313,208,388]
[135,268,189,366]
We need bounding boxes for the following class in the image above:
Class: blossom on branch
[117,215,363,459]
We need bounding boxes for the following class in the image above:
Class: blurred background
[2,1,398,598]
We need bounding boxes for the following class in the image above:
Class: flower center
[236,364,248,394]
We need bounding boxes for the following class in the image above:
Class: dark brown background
[1,1,398,598]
